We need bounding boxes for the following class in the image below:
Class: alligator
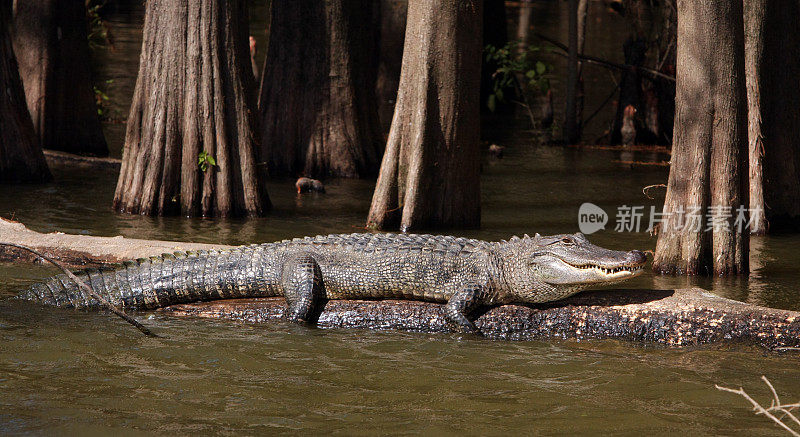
[17,232,647,333]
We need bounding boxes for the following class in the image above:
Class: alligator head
[499,233,647,303]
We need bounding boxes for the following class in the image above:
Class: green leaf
[536,61,547,76]
[198,151,216,172]
[495,88,504,102]
[487,94,497,112]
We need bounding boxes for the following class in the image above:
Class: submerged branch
[716,377,800,436]
[535,33,676,83]
[0,242,159,337]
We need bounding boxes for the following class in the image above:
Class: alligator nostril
[627,250,647,264]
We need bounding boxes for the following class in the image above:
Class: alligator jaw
[559,258,646,282]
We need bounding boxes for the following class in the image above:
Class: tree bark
[0,4,51,183]
[11,0,108,157]
[746,0,800,233]
[744,0,766,234]
[113,0,269,217]
[575,0,588,136]
[366,0,482,231]
[376,0,407,130]
[653,0,748,276]
[562,0,579,143]
[258,0,382,179]
[516,0,532,46]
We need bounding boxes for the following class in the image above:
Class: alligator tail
[18,245,279,310]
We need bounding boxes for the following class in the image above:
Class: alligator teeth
[572,264,643,275]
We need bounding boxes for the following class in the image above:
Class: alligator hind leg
[281,253,326,323]
[444,284,487,335]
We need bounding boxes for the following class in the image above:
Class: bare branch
[643,184,668,199]
[764,375,783,407]
[534,33,676,83]
[716,381,800,436]
[760,376,800,427]
[1,242,159,338]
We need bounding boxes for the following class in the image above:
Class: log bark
[11,0,108,157]
[3,218,799,350]
[258,0,382,179]
[653,0,749,275]
[114,0,269,217]
[43,149,120,171]
[366,0,482,231]
[0,5,51,183]
[0,218,231,268]
[162,290,800,350]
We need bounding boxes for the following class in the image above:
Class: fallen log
[43,149,122,170]
[0,218,231,268]
[2,219,799,349]
[161,290,800,350]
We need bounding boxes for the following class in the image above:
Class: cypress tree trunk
[575,0,588,135]
[516,1,532,45]
[11,0,108,156]
[258,0,382,179]
[746,0,800,233]
[0,4,51,183]
[113,0,269,217]
[563,0,579,143]
[376,0,407,130]
[653,0,748,275]
[367,0,482,231]
[744,0,766,234]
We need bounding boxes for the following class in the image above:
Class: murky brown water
[1,2,799,435]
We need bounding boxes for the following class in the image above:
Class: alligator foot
[281,253,325,323]
[444,284,487,335]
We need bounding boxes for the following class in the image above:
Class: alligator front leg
[444,284,488,334]
[281,253,326,323]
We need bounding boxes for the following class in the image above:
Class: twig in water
[642,184,667,199]
[0,242,159,338]
[716,376,800,436]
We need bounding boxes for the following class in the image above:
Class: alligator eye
[560,237,574,245]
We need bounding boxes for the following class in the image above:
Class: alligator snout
[626,250,647,266]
